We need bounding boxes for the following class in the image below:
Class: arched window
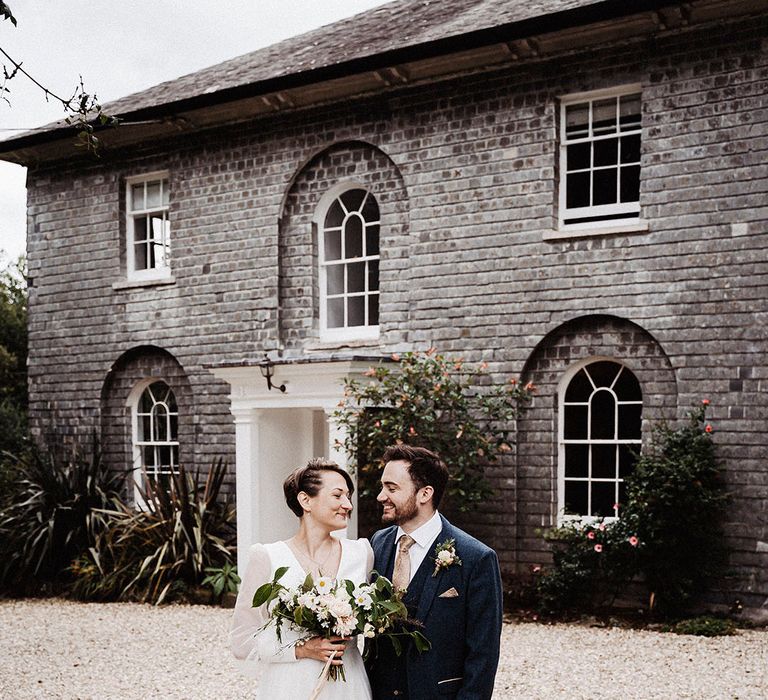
[559,359,642,520]
[134,380,179,491]
[319,186,380,341]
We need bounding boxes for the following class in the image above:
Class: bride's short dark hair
[283,458,355,517]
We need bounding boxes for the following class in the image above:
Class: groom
[366,444,503,700]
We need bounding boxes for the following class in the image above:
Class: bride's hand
[295,636,349,665]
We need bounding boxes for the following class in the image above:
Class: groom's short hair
[382,444,449,508]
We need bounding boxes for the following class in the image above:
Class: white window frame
[316,181,380,343]
[127,377,180,505]
[126,171,171,281]
[557,357,643,525]
[558,85,643,232]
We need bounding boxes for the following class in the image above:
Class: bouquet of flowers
[252,567,430,684]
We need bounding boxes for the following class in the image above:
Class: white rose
[437,550,454,564]
[363,623,375,638]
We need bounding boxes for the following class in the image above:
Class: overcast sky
[0,0,390,267]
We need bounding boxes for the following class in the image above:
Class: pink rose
[587,531,596,540]
[702,399,710,406]
[628,536,639,547]
[594,544,603,553]
[598,523,606,532]
[705,424,713,433]
[391,353,401,362]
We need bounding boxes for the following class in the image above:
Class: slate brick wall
[25,14,767,604]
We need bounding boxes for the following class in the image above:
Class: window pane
[347,296,365,327]
[566,172,590,209]
[590,390,615,439]
[143,446,156,469]
[153,405,168,441]
[327,264,344,296]
[162,180,170,206]
[365,224,380,256]
[348,262,365,293]
[170,414,178,441]
[340,188,366,213]
[592,168,618,206]
[591,481,616,517]
[618,404,642,439]
[565,103,589,139]
[586,361,621,388]
[620,165,640,203]
[146,181,162,208]
[619,444,638,478]
[344,215,364,258]
[565,369,593,402]
[324,230,342,261]
[140,413,151,441]
[327,297,344,328]
[593,138,618,167]
[368,294,379,326]
[361,192,379,222]
[564,405,588,439]
[564,481,588,516]
[592,98,617,135]
[620,134,641,164]
[139,389,153,413]
[133,216,148,242]
[134,241,148,270]
[159,446,172,468]
[619,93,641,131]
[592,444,616,479]
[565,444,588,477]
[150,214,167,241]
[368,260,379,292]
[165,387,177,412]
[324,200,344,228]
[567,142,590,171]
[618,480,628,508]
[612,367,641,401]
[131,184,144,211]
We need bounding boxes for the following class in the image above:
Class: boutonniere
[432,538,462,577]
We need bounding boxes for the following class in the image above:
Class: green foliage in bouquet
[335,349,533,511]
[253,568,430,680]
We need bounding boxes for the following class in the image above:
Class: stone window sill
[543,221,649,242]
[112,276,176,291]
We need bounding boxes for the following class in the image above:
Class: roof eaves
[0,0,674,154]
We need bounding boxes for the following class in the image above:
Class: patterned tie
[392,534,416,590]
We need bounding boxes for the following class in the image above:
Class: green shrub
[623,403,728,617]
[72,459,236,604]
[666,616,737,637]
[335,349,532,510]
[536,519,641,615]
[537,403,727,619]
[202,562,241,601]
[0,435,122,592]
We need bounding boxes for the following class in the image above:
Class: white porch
[212,357,379,575]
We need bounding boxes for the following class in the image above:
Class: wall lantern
[259,355,286,393]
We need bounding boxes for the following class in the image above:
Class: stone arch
[100,345,196,495]
[277,140,409,349]
[512,314,677,571]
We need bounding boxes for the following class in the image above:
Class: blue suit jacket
[367,515,503,700]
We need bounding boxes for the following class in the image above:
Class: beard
[381,491,418,525]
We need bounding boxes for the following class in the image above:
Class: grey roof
[103,0,605,116]
[0,0,673,153]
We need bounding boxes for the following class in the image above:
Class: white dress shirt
[395,510,442,584]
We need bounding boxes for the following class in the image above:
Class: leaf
[273,566,289,583]
[412,631,431,652]
[252,582,274,608]
[390,634,402,656]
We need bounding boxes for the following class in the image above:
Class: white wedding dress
[230,537,374,699]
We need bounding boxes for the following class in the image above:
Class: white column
[232,407,263,577]
[324,406,357,538]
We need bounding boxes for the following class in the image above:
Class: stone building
[1,0,766,611]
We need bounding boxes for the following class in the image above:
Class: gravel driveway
[0,599,765,699]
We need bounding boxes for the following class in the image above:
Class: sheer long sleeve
[229,544,297,677]
[362,538,375,582]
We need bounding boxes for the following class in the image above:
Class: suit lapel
[415,516,451,623]
[375,527,398,580]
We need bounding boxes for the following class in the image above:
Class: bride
[230,458,374,699]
